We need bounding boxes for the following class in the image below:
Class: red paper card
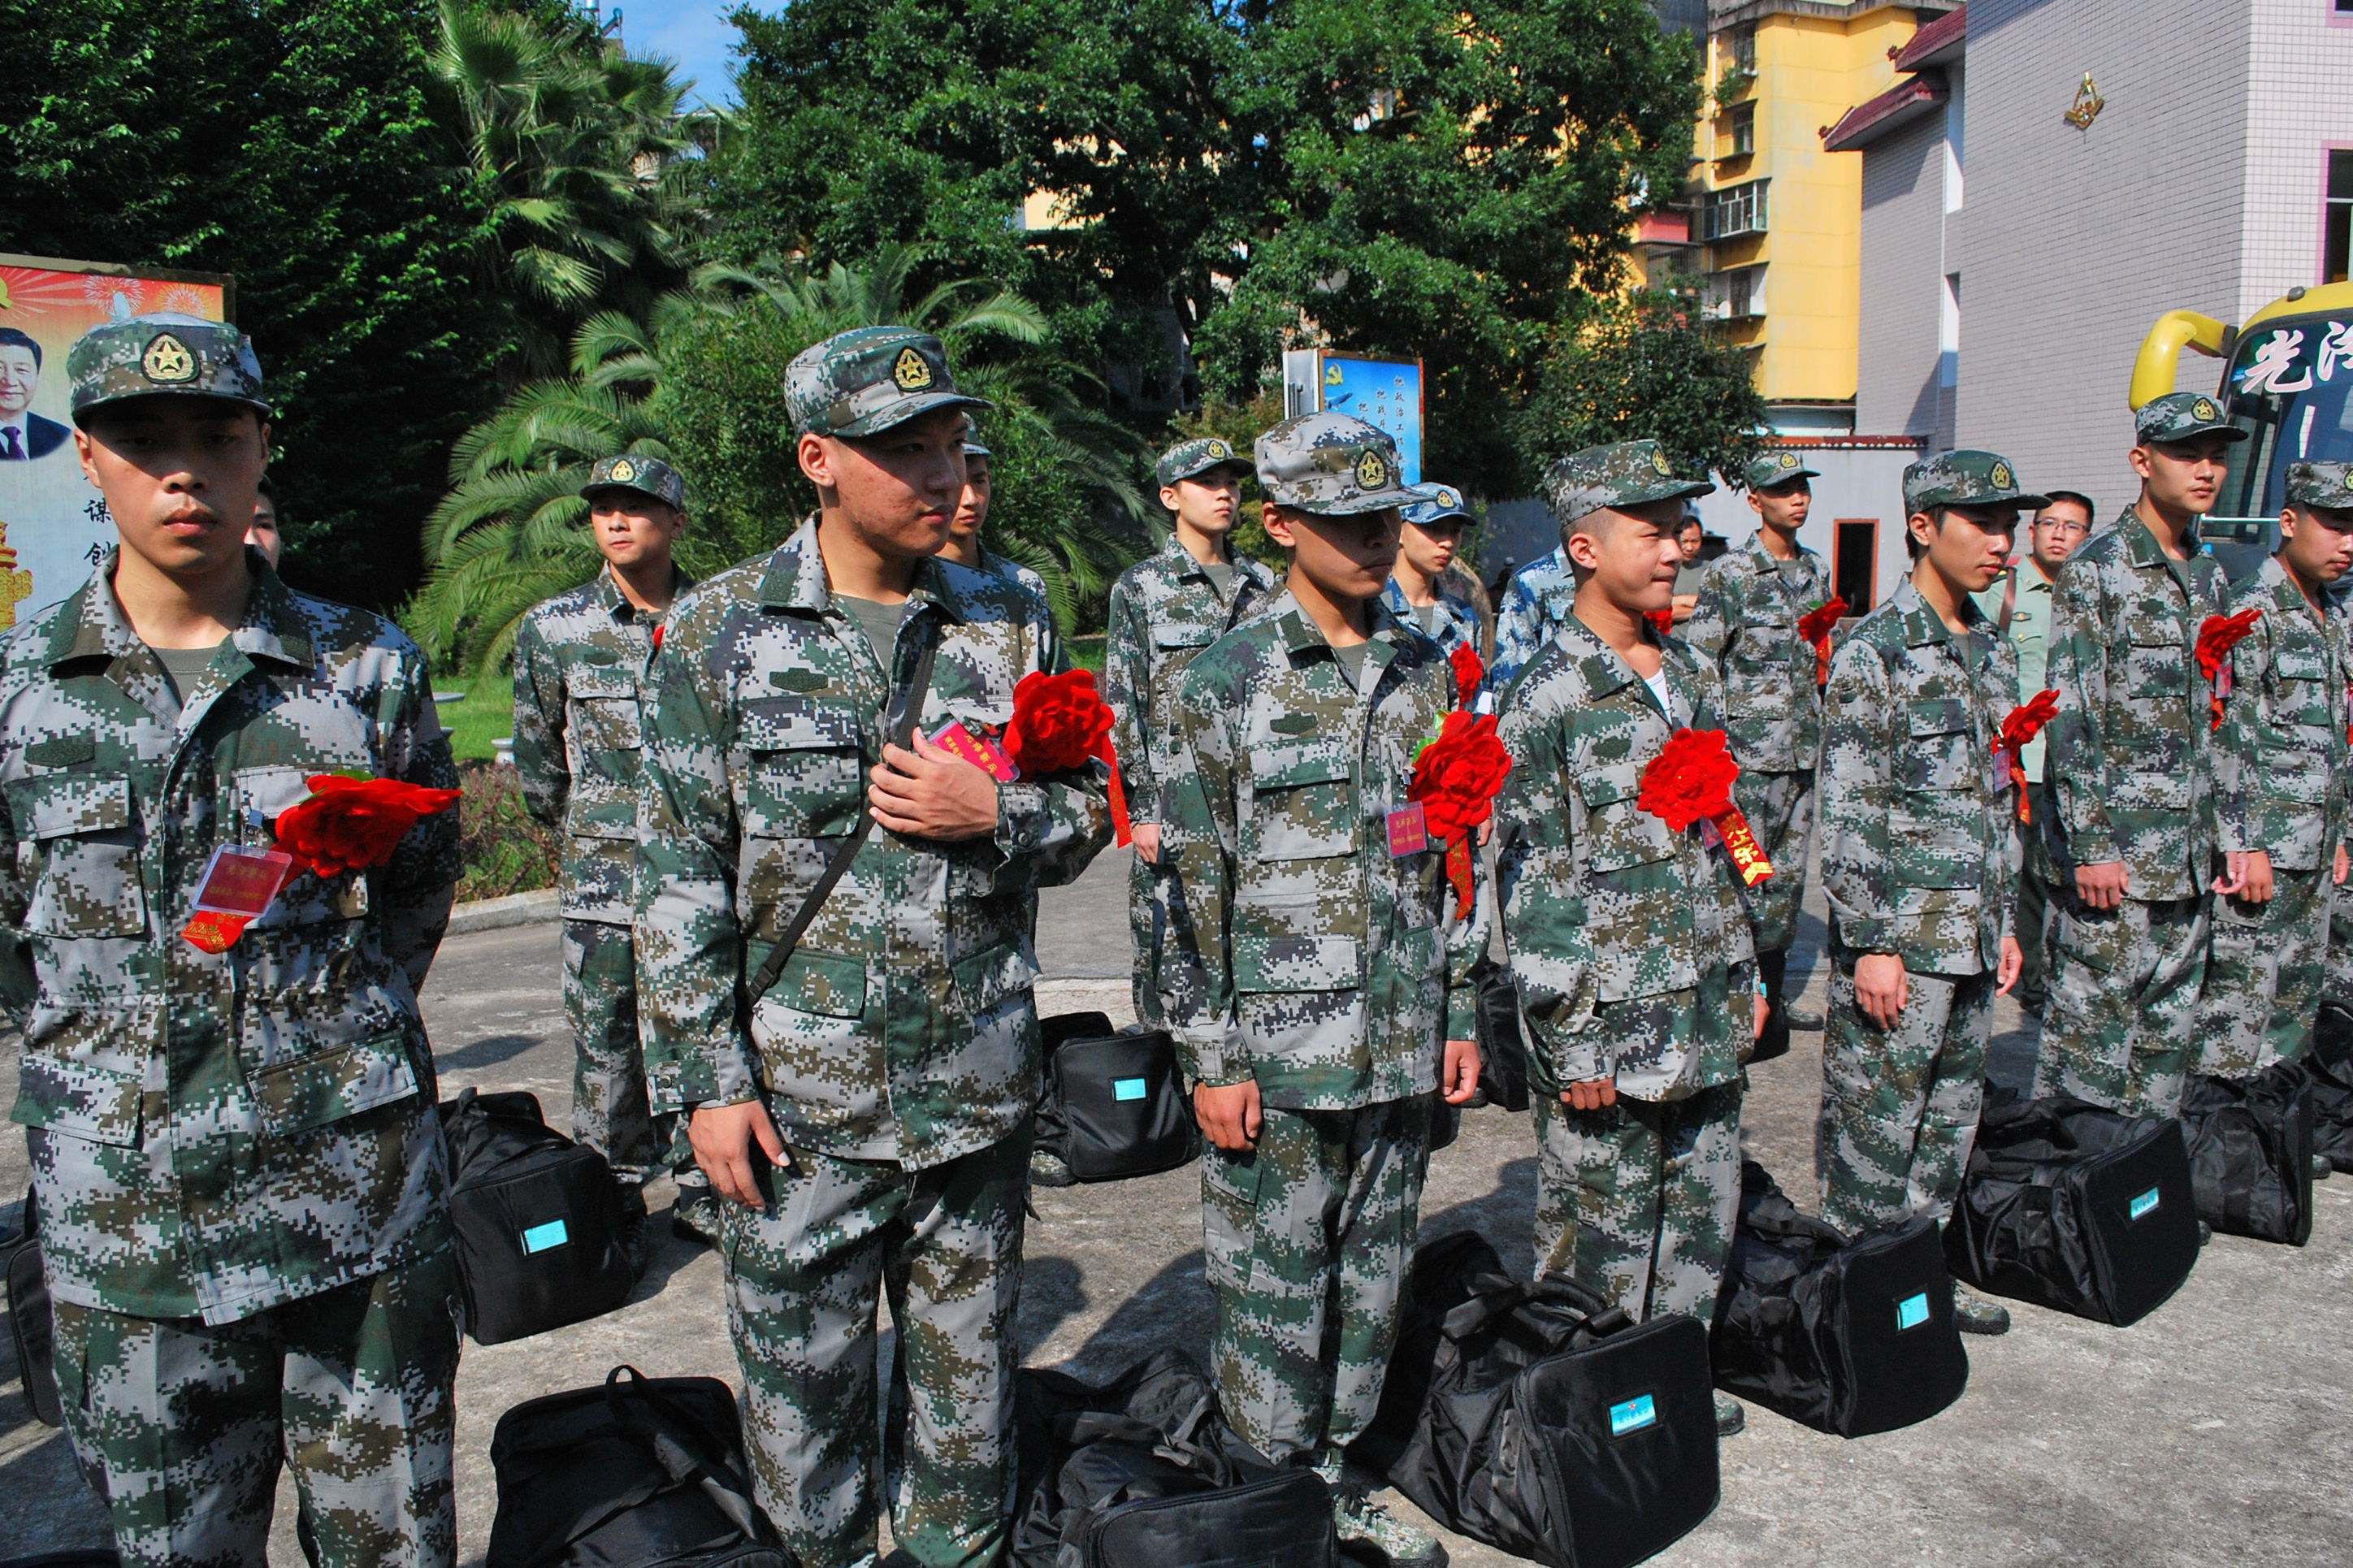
[931,721,1018,782]
[1387,802,1430,858]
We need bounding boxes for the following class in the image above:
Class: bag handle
[599,1365,771,1546]
[749,632,939,1001]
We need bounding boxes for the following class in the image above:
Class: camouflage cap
[1544,440,1714,525]
[2134,390,2246,447]
[1254,413,1428,516]
[67,312,267,426]
[1156,435,1253,487]
[962,439,993,461]
[784,326,990,440]
[2286,460,2353,513]
[1401,481,1472,529]
[1744,449,1820,491]
[1903,449,2051,514]
[581,453,687,510]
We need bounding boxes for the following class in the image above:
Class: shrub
[454,760,561,902]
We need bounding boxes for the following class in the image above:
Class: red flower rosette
[1638,727,1774,885]
[1003,669,1130,846]
[1449,642,1485,707]
[1408,709,1512,916]
[2196,609,2260,730]
[1645,607,1674,637]
[275,774,463,882]
[1992,688,2059,823]
[1797,596,1849,687]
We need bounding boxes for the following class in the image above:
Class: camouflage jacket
[1491,545,1573,695]
[635,518,1110,1171]
[1818,579,2020,976]
[1161,594,1480,1108]
[1380,577,1483,657]
[2213,555,2352,872]
[1101,537,1277,823]
[1496,615,1755,1101]
[513,566,689,925]
[0,553,457,1325]
[2043,507,2225,898]
[1683,531,1833,774]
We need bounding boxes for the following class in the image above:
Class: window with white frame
[1702,180,1769,241]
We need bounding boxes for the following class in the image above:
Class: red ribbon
[1409,709,1512,917]
[1638,728,1774,884]
[1992,689,2059,824]
[1798,597,1848,687]
[2196,610,2260,731]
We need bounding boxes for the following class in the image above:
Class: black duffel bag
[1034,1012,1199,1183]
[1012,1346,1336,1568]
[2179,1059,2316,1245]
[1354,1231,1718,1568]
[442,1089,637,1345]
[1470,956,1532,1113]
[1709,1163,1967,1437]
[2303,1003,2353,1172]
[488,1364,795,1567]
[1943,1094,2198,1327]
[2,1187,59,1428]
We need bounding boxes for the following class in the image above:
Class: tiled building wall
[1854,106,1953,439]
[2236,0,2353,318]
[1954,0,2254,516]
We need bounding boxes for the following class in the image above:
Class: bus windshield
[2218,313,2353,522]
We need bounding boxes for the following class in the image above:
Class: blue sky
[605,0,753,108]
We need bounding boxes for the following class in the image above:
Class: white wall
[2236,0,2353,319]
[1856,105,1955,438]
[1689,442,1924,612]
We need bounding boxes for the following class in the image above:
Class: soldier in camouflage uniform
[1491,535,1574,693]
[1497,440,1759,1438]
[637,327,1109,1568]
[938,436,1052,607]
[0,314,461,1564]
[1163,413,1480,1568]
[514,453,708,1252]
[1381,483,1485,658]
[1102,436,1276,1034]
[1817,453,2034,1334]
[1685,449,1836,1059]
[2207,461,2353,1086]
[2039,393,2239,1119]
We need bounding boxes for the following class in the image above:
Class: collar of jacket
[1272,591,1410,661]
[597,561,693,620]
[2118,504,2203,572]
[1159,532,1263,587]
[1379,574,1472,621]
[47,545,313,674]
[1887,577,1977,650]
[757,515,969,626]
[1740,530,1814,575]
[1555,609,1679,702]
[2260,551,2331,626]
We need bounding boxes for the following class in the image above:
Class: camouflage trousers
[2333,883,2353,1011]
[1533,1080,1743,1322]
[2204,868,2334,1077]
[564,920,693,1194]
[1818,945,1995,1233]
[2013,781,2058,1012]
[1740,768,1818,955]
[2036,893,2208,1119]
[1128,853,1176,1028]
[53,1248,459,1568]
[1201,1098,1430,1463]
[722,1128,1027,1568]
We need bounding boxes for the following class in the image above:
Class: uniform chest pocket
[740,695,864,839]
[2271,649,2335,730]
[1575,763,1679,877]
[1153,624,1216,652]
[2124,611,2189,694]
[1897,698,1976,793]
[1246,743,1356,861]
[11,773,145,938]
[566,664,642,758]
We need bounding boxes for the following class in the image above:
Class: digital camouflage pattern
[580,453,687,510]
[1533,1081,1743,1321]
[783,327,990,440]
[2134,390,2245,448]
[54,1249,460,1568]
[1743,450,1819,490]
[1541,439,1714,526]
[0,552,458,1327]
[558,920,661,1206]
[1495,614,1756,1100]
[1900,449,2051,514]
[1161,591,1482,1102]
[67,312,269,423]
[2286,459,2353,511]
[1816,579,2020,1230]
[2206,554,2351,1072]
[2039,506,2225,1115]
[1378,576,1482,657]
[1200,1099,1428,1461]
[1400,481,1472,527]
[722,1133,1027,1568]
[1102,535,1277,1024]
[1253,412,1428,516]
[1156,435,1254,487]
[1491,545,1575,695]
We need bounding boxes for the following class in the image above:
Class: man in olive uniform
[514,453,708,1249]
[638,326,1110,1568]
[1817,453,2033,1333]
[1164,413,1480,1566]
[2039,392,2241,1119]
[1497,439,1760,1437]
[2207,461,2353,1081]
[0,314,462,1564]
[1102,435,1276,1034]
[1685,450,1835,1059]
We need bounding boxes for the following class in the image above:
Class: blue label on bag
[1113,1077,1149,1102]
[1896,1292,1930,1332]
[2130,1187,2160,1221]
[522,1219,570,1254]
[1607,1394,1656,1437]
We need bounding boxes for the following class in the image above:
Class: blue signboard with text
[1281,351,1425,485]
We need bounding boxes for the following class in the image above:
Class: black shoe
[1030,1147,1077,1189]
[1714,1390,1746,1436]
[1783,1003,1825,1033]
[2197,1219,2213,1246]
[671,1189,721,1246]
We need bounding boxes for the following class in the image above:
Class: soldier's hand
[1441,1037,1481,1104]
[1194,1080,1262,1151]
[1476,819,1495,848]
[689,1098,791,1210]
[2074,860,2129,911]
[1996,933,2024,995]
[1752,991,1769,1040]
[869,732,1000,842]
[1561,1076,1616,1111]
[2230,849,2273,903]
[2337,843,2349,887]
[1854,952,1909,1029]
[1133,822,1163,864]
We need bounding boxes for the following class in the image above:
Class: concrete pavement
[2,846,2351,1565]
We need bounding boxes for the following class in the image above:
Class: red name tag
[1387,802,1429,858]
[182,844,293,953]
[931,721,1017,782]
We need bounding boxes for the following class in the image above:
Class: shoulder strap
[1998,568,2018,634]
[749,631,939,1001]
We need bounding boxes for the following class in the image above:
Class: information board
[1279,350,1426,484]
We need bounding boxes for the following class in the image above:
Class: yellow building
[1691,1,1955,432]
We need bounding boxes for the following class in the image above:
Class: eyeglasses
[2033,518,2091,535]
